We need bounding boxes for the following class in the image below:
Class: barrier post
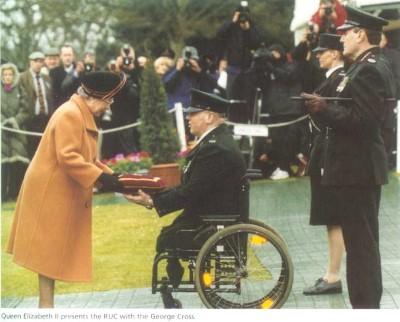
[174,102,187,152]
[98,130,103,161]
[397,101,400,174]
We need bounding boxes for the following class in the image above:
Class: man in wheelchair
[125,87,246,305]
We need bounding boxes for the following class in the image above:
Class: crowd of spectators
[1,0,399,200]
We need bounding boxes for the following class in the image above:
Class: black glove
[301,93,328,114]
[97,173,124,192]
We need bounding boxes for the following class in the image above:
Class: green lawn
[1,193,178,297]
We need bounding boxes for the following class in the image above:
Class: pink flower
[115,153,125,161]
[127,153,141,162]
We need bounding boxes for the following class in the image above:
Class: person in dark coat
[1,63,30,200]
[162,46,217,110]
[302,34,346,296]
[257,44,308,179]
[216,4,262,99]
[50,44,82,108]
[19,51,54,159]
[379,32,400,169]
[301,6,396,308]
[125,88,246,303]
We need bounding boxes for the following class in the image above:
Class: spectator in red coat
[310,0,347,34]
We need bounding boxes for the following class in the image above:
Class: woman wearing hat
[302,34,346,296]
[6,71,126,308]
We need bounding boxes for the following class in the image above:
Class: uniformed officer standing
[125,88,246,305]
[302,6,396,308]
[303,33,347,296]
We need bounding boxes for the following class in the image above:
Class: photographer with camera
[252,44,309,179]
[162,46,218,110]
[100,44,141,158]
[310,0,347,34]
[216,1,262,99]
[60,51,98,101]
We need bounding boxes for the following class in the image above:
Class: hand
[97,173,124,192]
[189,59,201,73]
[232,11,240,23]
[3,117,18,129]
[259,153,268,162]
[176,58,185,71]
[301,92,327,114]
[124,189,153,209]
[240,21,250,30]
[76,61,85,74]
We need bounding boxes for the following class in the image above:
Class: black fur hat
[81,72,126,100]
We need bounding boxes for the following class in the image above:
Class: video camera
[237,1,250,23]
[122,44,133,66]
[324,6,333,16]
[306,22,319,47]
[251,43,275,69]
[183,49,192,69]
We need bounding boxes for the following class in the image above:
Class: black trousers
[156,215,200,253]
[27,115,49,159]
[336,185,382,309]
[1,162,28,201]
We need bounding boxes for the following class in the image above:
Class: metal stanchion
[174,102,187,152]
[397,100,400,174]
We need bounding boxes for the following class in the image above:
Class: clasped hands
[124,189,154,209]
[97,173,154,208]
[301,92,328,114]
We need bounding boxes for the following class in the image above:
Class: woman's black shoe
[303,278,342,295]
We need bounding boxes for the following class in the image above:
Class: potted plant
[139,62,181,187]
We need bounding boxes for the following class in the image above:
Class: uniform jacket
[308,66,345,176]
[19,69,54,115]
[317,47,396,186]
[153,124,246,222]
[6,94,104,282]
[1,63,31,164]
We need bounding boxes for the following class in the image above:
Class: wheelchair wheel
[195,224,293,309]
[248,219,284,243]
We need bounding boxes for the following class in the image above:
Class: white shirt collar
[64,64,74,73]
[197,126,218,144]
[326,64,344,78]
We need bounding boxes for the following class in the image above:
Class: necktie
[35,74,46,114]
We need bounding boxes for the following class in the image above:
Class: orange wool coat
[7,94,108,282]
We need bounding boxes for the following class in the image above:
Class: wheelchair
[152,169,294,309]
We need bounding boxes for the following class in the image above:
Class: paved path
[2,174,399,309]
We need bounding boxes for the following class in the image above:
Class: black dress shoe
[303,278,342,295]
[160,283,182,309]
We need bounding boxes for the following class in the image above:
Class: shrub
[139,62,180,164]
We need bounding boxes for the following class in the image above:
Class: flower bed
[102,152,153,174]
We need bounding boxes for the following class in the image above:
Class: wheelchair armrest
[242,169,263,181]
[199,214,241,224]
[193,225,218,247]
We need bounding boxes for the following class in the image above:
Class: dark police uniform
[308,34,346,226]
[153,123,246,251]
[151,89,246,287]
[314,6,396,308]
